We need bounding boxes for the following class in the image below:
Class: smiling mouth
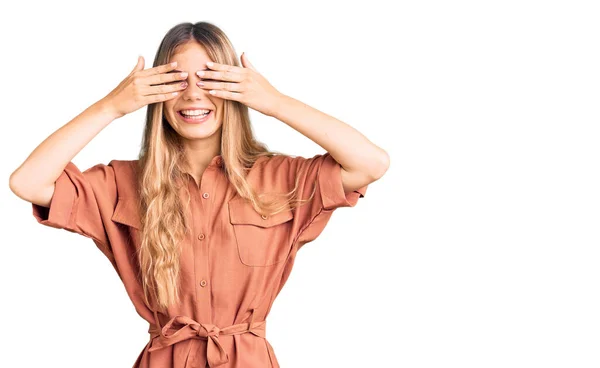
[177,110,213,123]
[179,110,210,117]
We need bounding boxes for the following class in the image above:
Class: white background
[1,0,599,367]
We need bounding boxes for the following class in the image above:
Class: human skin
[161,41,226,184]
[162,40,389,189]
[10,41,389,205]
[192,48,390,192]
[9,57,188,206]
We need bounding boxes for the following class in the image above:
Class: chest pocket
[228,198,295,267]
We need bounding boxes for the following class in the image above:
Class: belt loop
[249,308,256,329]
[153,308,162,334]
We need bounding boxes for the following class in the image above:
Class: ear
[240,52,257,72]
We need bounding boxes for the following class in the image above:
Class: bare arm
[271,94,390,192]
[196,57,389,192]
[9,101,120,207]
[9,56,189,207]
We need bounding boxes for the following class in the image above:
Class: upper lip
[178,107,213,111]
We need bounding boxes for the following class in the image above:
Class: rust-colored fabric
[31,153,367,368]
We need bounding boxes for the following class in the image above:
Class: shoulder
[253,152,332,177]
[246,153,330,193]
[249,154,297,181]
[251,153,322,172]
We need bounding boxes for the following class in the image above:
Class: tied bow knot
[147,309,266,368]
[200,323,221,337]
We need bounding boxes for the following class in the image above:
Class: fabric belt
[147,308,266,368]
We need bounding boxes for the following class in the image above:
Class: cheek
[161,104,177,124]
[164,103,178,119]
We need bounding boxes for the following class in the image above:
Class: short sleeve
[286,153,368,249]
[31,161,118,257]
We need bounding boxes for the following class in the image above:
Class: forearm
[271,93,389,178]
[9,99,119,199]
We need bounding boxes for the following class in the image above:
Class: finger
[197,69,243,83]
[130,56,145,75]
[137,60,179,77]
[241,52,257,72]
[146,70,188,86]
[197,80,243,92]
[142,81,188,96]
[145,91,181,105]
[205,61,244,74]
[207,89,242,101]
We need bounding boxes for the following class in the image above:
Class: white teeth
[180,109,210,116]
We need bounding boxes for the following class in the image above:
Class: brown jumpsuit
[31,153,368,368]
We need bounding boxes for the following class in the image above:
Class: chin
[182,122,223,140]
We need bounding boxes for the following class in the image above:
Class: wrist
[94,98,123,121]
[268,92,289,118]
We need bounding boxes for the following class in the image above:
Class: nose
[181,74,208,101]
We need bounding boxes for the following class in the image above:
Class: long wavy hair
[134,21,317,312]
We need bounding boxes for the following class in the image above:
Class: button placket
[196,165,217,307]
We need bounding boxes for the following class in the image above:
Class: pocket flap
[111,197,141,229]
[228,198,293,228]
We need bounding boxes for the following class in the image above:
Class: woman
[9,21,389,368]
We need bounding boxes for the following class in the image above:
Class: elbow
[371,149,390,180]
[9,169,40,201]
[9,170,27,199]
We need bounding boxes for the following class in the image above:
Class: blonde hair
[135,21,316,312]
